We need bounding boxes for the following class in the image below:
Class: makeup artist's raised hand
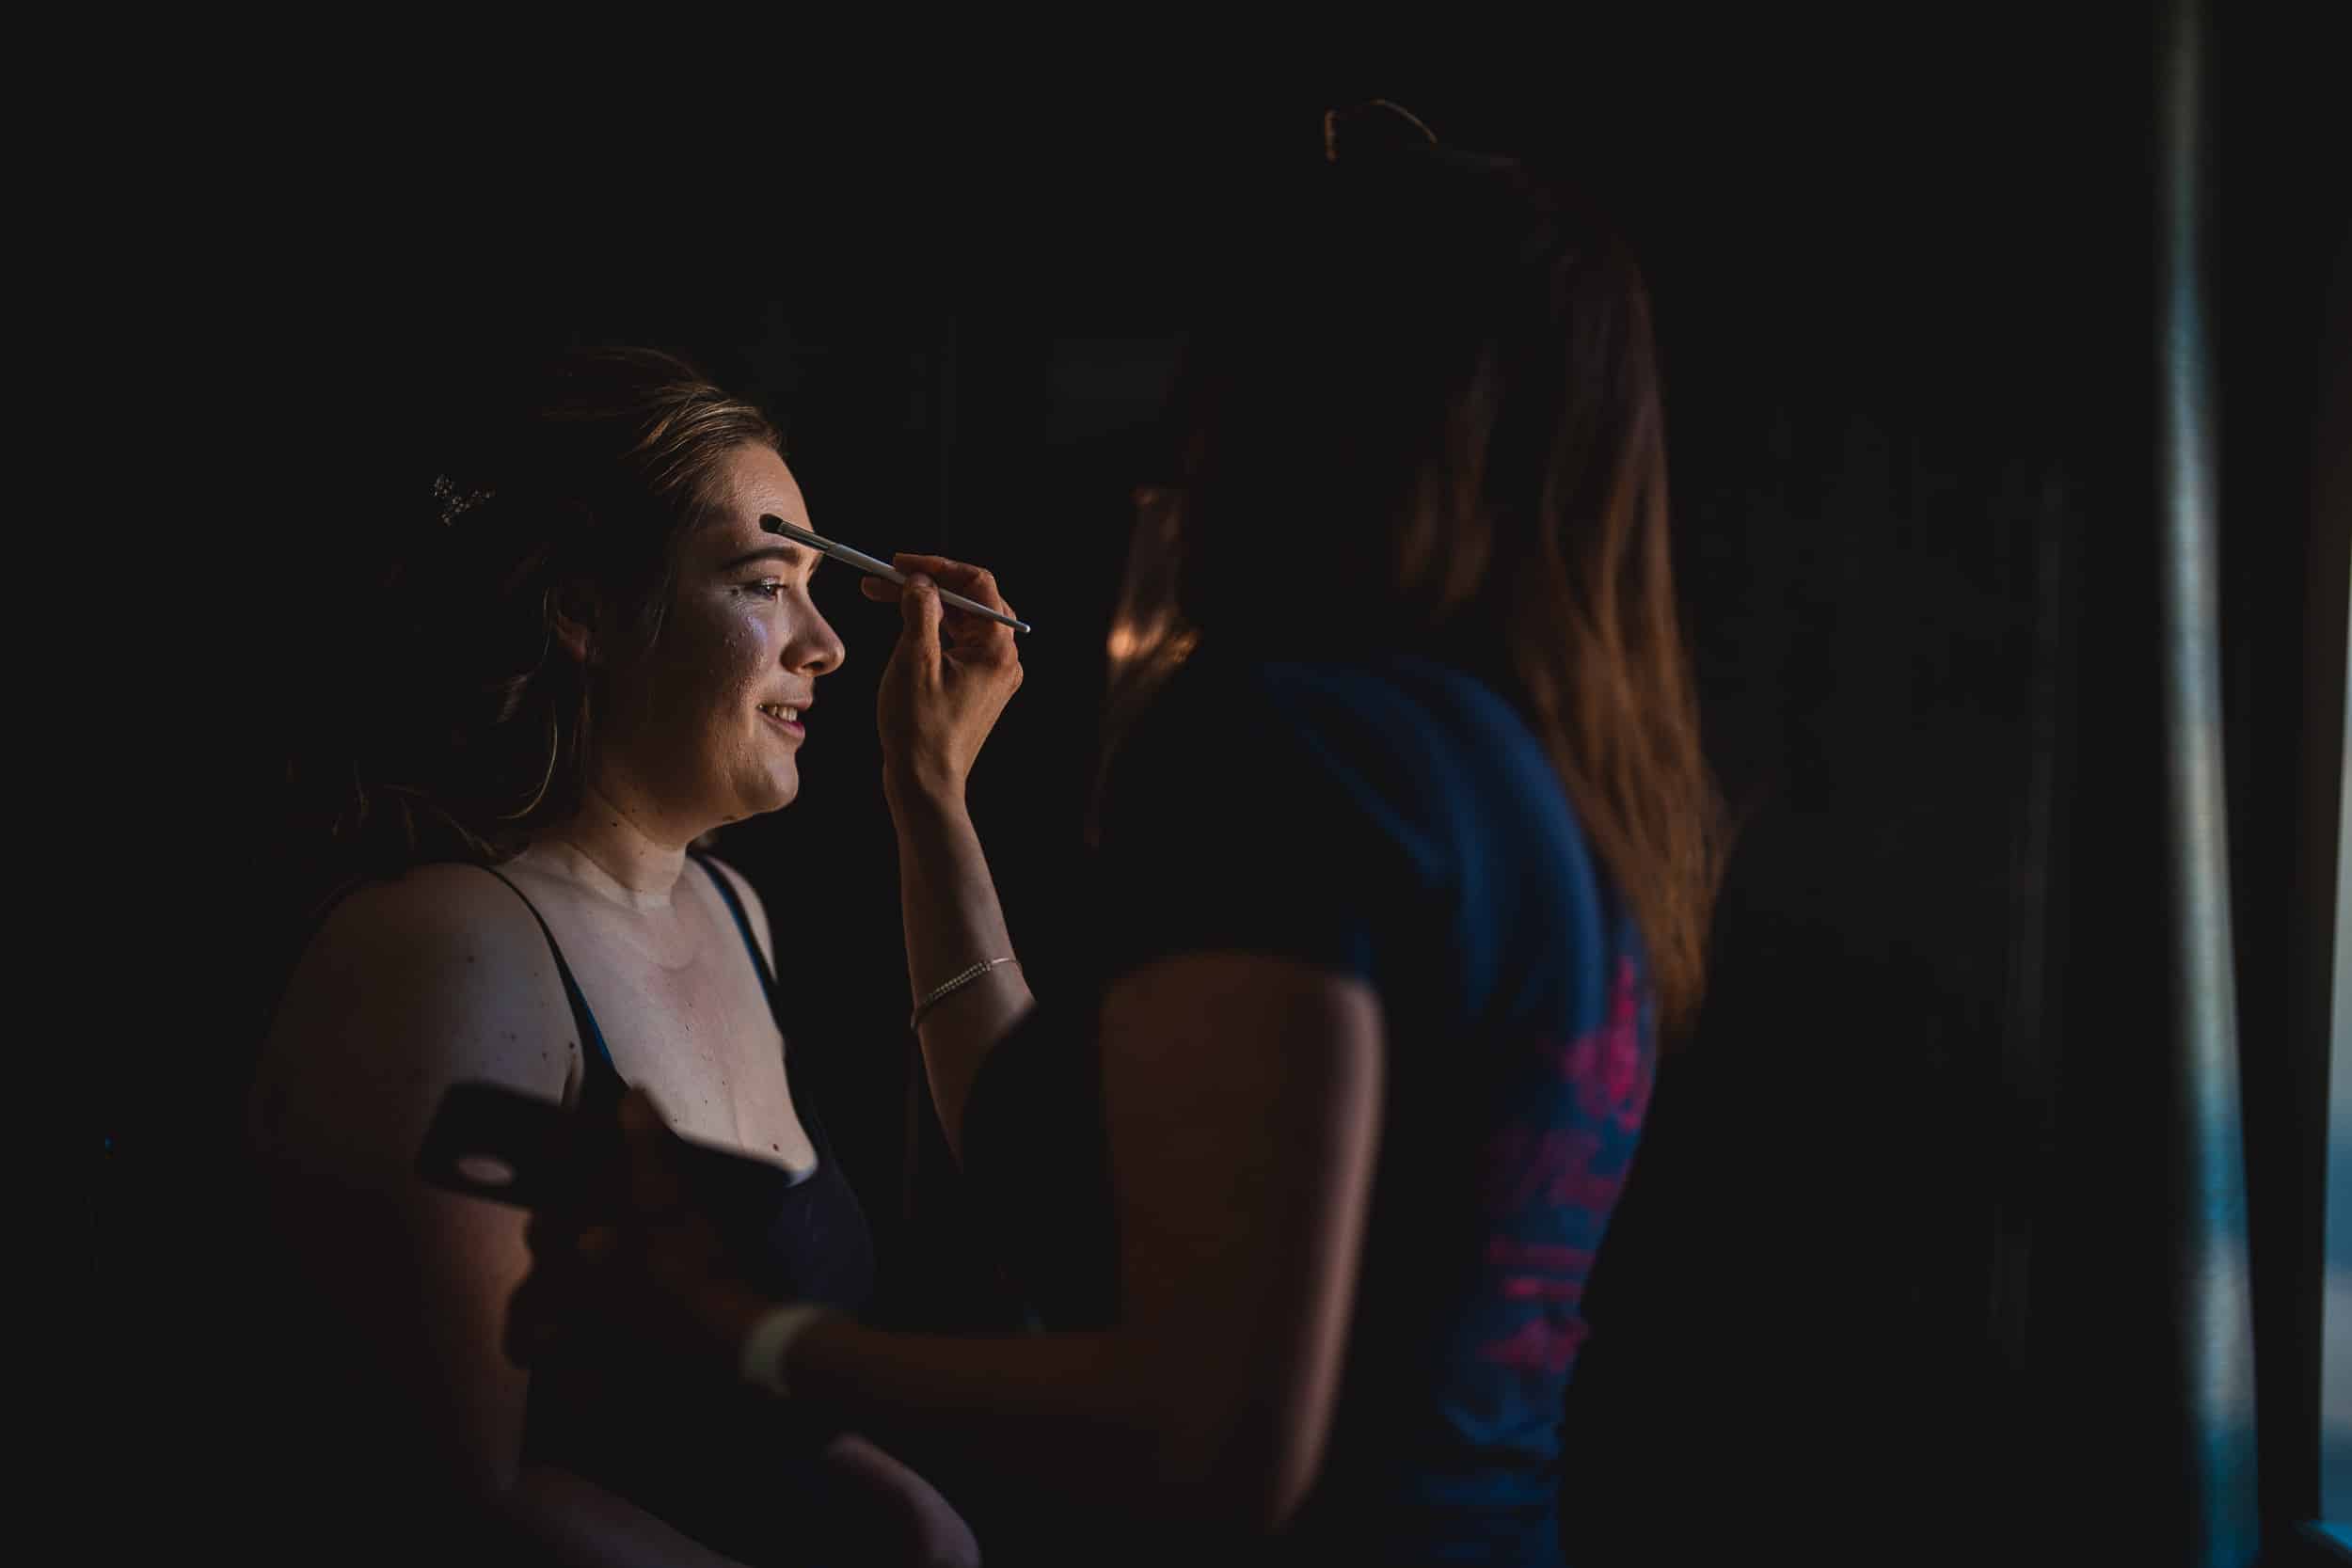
[866,554,1023,803]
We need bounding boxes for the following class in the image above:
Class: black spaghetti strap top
[484,852,876,1560]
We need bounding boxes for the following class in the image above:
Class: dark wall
[130,19,2344,1565]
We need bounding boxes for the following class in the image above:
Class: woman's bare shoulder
[368,861,547,929]
[291,862,559,1000]
[252,863,580,1169]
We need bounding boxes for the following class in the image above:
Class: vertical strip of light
[2156,2,2263,1561]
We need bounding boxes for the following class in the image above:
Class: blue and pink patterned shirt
[962,648,1659,1565]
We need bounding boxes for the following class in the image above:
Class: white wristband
[738,1304,830,1400]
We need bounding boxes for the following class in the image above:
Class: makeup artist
[247,346,986,1568]
[509,103,1732,1567]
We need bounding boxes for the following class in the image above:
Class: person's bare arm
[864,558,1037,1160]
[810,1434,980,1568]
[250,864,757,1568]
[501,1468,760,1568]
[888,789,1036,1160]
[758,953,1386,1530]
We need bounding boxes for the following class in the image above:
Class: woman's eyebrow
[718,543,817,572]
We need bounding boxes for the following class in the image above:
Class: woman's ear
[550,580,602,667]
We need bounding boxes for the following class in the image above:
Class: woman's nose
[800,610,846,676]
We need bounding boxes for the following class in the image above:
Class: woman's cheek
[733,604,776,658]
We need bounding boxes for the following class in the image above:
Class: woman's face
[596,443,846,832]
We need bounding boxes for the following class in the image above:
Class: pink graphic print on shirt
[1476,954,1650,1374]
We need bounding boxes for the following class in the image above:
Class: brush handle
[764,517,1032,633]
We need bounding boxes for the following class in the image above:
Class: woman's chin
[739,770,801,816]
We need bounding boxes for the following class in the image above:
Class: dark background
[103,14,2345,1565]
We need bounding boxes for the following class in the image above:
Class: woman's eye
[749,580,787,600]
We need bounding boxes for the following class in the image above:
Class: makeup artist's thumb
[898,573,943,673]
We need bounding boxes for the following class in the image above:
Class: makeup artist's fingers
[892,555,1016,660]
[958,603,1018,665]
[890,554,1009,613]
[872,556,1021,799]
[897,573,945,678]
[861,560,1009,623]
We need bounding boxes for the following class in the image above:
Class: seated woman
[509,104,1732,1567]
[246,347,996,1567]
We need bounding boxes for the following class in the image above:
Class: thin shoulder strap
[691,850,820,1085]
[477,863,622,1083]
[688,852,837,1156]
[689,850,781,1004]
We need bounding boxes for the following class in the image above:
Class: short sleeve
[1091,658,1456,986]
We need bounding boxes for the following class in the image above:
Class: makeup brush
[760,515,1032,635]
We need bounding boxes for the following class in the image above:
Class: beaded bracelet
[909,956,1020,1030]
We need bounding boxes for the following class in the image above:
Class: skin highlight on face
[520,445,847,902]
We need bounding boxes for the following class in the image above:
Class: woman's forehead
[708,449,808,539]
[719,444,803,509]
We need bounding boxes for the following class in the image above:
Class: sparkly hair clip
[433,474,495,527]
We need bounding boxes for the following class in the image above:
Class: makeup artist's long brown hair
[1097,104,1730,1043]
[281,345,778,926]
